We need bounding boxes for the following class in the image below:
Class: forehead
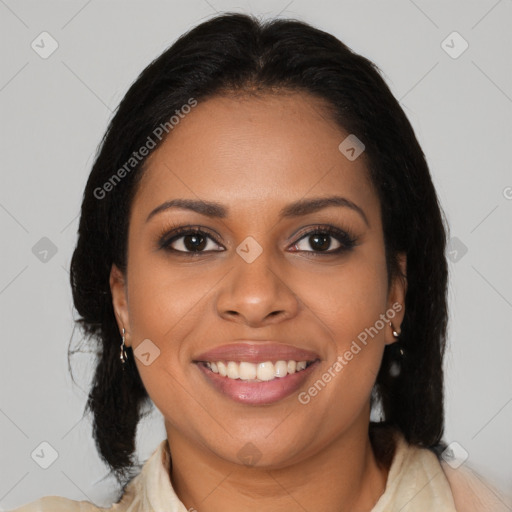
[133,92,379,222]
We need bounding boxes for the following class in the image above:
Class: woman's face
[111,92,406,467]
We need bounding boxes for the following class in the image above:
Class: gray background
[1,0,511,508]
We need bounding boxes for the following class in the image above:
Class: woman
[11,12,511,512]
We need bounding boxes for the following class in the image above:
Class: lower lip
[196,361,319,405]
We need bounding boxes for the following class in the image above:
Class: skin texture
[110,92,407,512]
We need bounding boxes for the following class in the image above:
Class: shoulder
[7,486,143,512]
[7,486,139,512]
[7,441,168,512]
[7,495,107,511]
[371,424,512,512]
[440,459,512,512]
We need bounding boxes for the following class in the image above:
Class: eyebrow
[146,195,369,227]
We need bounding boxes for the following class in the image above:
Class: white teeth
[239,361,257,380]
[204,360,312,381]
[274,360,288,378]
[257,362,275,381]
[217,361,227,377]
[227,361,239,379]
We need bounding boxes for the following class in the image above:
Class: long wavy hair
[69,12,449,496]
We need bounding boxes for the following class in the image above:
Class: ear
[385,252,407,346]
[109,264,131,347]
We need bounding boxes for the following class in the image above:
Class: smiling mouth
[201,359,317,382]
[194,342,321,404]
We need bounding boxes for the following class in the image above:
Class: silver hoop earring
[120,328,128,364]
[388,321,404,377]
[389,320,400,339]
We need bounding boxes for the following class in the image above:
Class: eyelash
[157,223,358,257]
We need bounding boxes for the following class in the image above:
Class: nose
[215,247,300,327]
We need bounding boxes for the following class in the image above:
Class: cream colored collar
[122,430,459,511]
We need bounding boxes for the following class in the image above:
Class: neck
[166,418,391,512]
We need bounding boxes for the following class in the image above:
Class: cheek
[294,245,389,400]
[125,248,218,339]
[296,245,389,346]
[123,248,239,416]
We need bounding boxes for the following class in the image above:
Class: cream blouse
[9,429,512,512]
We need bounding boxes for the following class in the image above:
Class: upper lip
[194,342,320,364]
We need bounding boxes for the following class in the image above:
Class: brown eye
[298,232,340,252]
[159,228,224,253]
[290,226,357,255]
[178,233,208,251]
